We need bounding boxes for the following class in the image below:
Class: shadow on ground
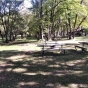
[0,40,38,46]
[0,50,88,88]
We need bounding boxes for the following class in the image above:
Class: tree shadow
[0,50,88,88]
[0,39,38,46]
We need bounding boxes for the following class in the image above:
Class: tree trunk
[39,25,44,40]
[73,14,78,38]
[68,12,72,39]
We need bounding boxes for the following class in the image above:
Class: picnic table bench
[38,41,78,55]
[38,40,88,56]
[42,44,68,55]
[75,45,87,52]
[75,41,88,52]
[81,42,88,46]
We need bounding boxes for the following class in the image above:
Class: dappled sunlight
[22,64,30,67]
[32,59,47,65]
[68,83,88,88]
[0,44,41,51]
[54,71,66,76]
[23,71,53,76]
[17,44,41,52]
[23,72,37,76]
[0,67,27,73]
[46,83,88,88]
[46,83,54,87]
[0,61,7,65]
[13,68,27,73]
[37,71,52,76]
[6,63,14,66]
[19,70,65,76]
[65,70,83,76]
[69,71,83,75]
[48,64,61,68]
[23,71,52,76]
[0,48,88,88]
[6,54,29,61]
[18,81,39,88]
[0,61,5,64]
[66,59,86,66]
[6,68,12,72]
[51,83,67,88]
[0,69,3,73]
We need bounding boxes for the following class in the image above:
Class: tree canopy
[0,0,88,43]
[28,0,88,40]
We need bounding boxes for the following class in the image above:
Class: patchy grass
[0,43,41,51]
[0,37,38,45]
[0,37,88,88]
[75,36,88,41]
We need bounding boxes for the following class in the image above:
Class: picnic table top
[38,40,80,47]
[79,41,88,44]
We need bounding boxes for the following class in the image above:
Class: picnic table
[38,42,65,55]
[38,40,80,55]
[75,41,88,52]
[80,41,88,46]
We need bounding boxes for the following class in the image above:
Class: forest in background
[0,0,88,43]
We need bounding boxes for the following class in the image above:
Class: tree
[29,0,88,40]
[0,0,25,43]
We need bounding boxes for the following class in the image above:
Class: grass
[74,36,88,41]
[0,37,88,88]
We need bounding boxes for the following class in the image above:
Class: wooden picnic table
[79,41,88,46]
[75,41,88,52]
[38,42,65,55]
[38,40,80,55]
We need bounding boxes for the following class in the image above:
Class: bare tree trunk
[68,12,72,39]
[73,14,77,38]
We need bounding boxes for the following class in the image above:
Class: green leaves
[28,0,88,39]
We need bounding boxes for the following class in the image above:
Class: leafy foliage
[28,0,88,40]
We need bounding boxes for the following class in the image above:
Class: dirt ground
[0,40,88,88]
